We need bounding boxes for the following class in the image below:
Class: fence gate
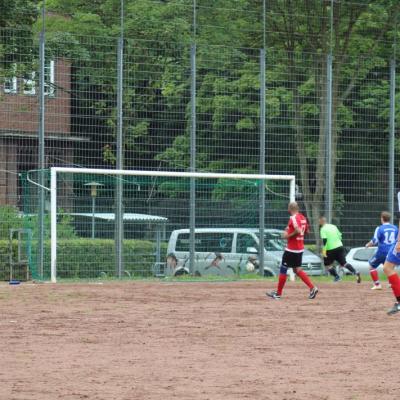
[9,229,32,282]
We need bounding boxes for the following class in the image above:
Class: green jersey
[320,224,343,251]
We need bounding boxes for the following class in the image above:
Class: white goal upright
[49,167,296,282]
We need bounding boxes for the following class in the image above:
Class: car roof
[348,247,376,254]
[171,228,283,234]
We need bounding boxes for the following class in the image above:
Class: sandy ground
[0,280,399,400]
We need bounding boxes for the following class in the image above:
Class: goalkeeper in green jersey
[319,217,361,283]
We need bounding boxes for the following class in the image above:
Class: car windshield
[256,232,286,251]
[353,248,376,261]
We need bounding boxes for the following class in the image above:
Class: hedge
[0,239,168,280]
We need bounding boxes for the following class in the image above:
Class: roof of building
[67,212,168,223]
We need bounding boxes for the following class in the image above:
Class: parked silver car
[346,247,379,275]
[165,228,323,277]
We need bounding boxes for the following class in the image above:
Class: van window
[175,232,233,253]
[236,234,258,253]
[353,248,375,261]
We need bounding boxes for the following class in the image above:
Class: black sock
[328,267,339,278]
[344,263,357,275]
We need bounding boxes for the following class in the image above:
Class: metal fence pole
[38,8,46,279]
[259,49,266,276]
[115,26,124,277]
[189,43,196,275]
[325,54,333,223]
[389,59,396,220]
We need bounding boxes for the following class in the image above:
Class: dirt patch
[0,281,399,400]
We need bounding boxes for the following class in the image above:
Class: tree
[266,0,400,243]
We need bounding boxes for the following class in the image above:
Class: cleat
[309,287,319,299]
[371,284,382,290]
[333,275,341,283]
[266,290,281,300]
[356,273,362,284]
[387,302,400,315]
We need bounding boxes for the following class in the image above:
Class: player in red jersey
[266,202,318,300]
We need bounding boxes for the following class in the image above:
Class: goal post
[50,167,296,283]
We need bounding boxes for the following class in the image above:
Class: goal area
[24,167,296,282]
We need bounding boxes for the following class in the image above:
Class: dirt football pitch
[0,280,399,400]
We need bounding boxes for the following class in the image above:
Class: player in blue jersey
[365,211,398,290]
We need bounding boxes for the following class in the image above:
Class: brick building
[0,58,86,209]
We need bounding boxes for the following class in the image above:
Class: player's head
[288,201,299,215]
[381,211,391,224]
[319,216,327,227]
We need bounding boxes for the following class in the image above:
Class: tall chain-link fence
[0,1,399,279]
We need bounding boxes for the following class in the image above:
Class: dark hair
[381,211,391,222]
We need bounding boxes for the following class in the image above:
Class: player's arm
[320,227,327,257]
[283,228,300,239]
[366,227,379,248]
[396,222,400,251]
[282,218,300,239]
[396,192,400,251]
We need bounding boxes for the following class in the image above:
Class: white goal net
[46,167,295,282]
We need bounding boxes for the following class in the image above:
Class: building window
[3,60,55,96]
[44,60,55,96]
[4,64,18,94]
[4,76,17,94]
[23,72,36,95]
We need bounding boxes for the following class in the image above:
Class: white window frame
[4,76,17,94]
[44,60,55,97]
[23,72,36,95]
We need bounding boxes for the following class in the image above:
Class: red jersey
[285,213,309,253]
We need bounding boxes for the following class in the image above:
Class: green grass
[34,272,387,284]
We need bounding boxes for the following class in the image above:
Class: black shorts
[324,246,347,267]
[282,251,303,269]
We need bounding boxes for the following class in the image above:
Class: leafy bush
[0,206,22,240]
[23,212,77,240]
[55,239,160,278]
[0,238,167,280]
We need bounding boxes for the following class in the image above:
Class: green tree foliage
[6,1,398,243]
[0,0,38,28]
[264,0,399,240]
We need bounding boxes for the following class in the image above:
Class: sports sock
[344,263,357,275]
[296,269,314,290]
[277,265,288,296]
[370,269,379,285]
[328,267,339,278]
[277,274,287,296]
[388,274,400,302]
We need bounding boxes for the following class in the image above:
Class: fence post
[325,53,333,223]
[259,48,266,276]
[115,1,124,278]
[38,7,46,279]
[389,59,396,220]
[189,43,196,275]
[50,168,57,283]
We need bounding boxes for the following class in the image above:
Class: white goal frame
[50,167,296,282]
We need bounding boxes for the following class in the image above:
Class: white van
[164,228,323,277]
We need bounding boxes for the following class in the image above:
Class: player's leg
[383,245,400,314]
[325,250,340,282]
[266,252,290,299]
[338,247,361,283]
[293,253,318,299]
[369,254,383,290]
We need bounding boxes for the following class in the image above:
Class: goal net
[22,168,295,282]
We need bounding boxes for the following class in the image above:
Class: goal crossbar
[50,167,296,282]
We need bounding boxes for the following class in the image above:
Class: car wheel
[174,268,189,277]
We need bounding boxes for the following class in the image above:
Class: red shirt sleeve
[305,218,310,235]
